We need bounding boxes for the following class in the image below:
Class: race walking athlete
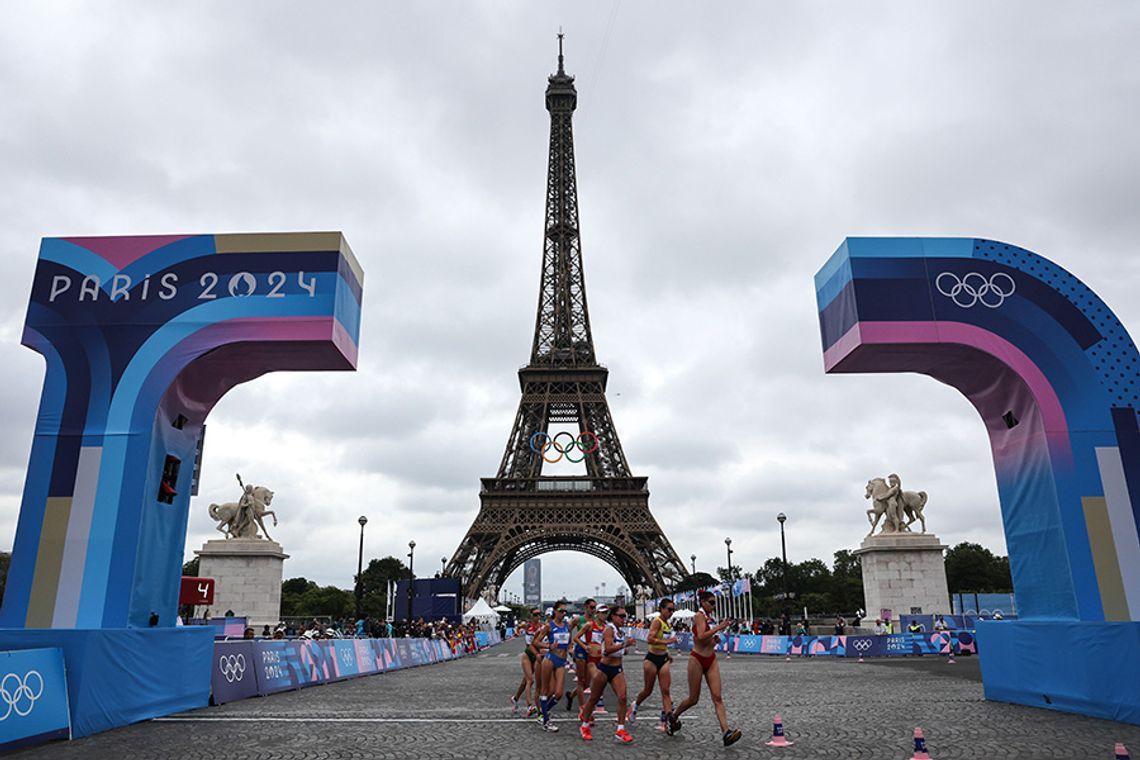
[537,601,573,732]
[511,608,544,717]
[568,598,598,711]
[629,598,678,731]
[666,590,742,746]
[579,606,636,744]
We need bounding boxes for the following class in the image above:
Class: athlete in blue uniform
[537,600,572,732]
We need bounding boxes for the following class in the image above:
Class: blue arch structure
[0,232,364,736]
[816,237,1140,724]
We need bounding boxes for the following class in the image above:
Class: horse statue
[209,484,278,540]
[865,476,928,535]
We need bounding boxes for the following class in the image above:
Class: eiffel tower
[446,37,687,601]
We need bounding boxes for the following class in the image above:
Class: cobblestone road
[11,638,1140,759]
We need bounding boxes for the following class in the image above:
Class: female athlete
[667,590,742,746]
[578,606,636,743]
[629,598,678,731]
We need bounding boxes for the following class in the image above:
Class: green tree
[715,565,744,583]
[295,584,354,618]
[945,542,1012,593]
[830,550,864,613]
[673,572,718,593]
[357,556,412,618]
[280,577,318,617]
[182,557,200,576]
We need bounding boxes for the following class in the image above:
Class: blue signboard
[211,641,259,705]
[0,648,71,752]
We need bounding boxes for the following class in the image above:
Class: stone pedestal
[195,538,289,629]
[853,532,949,624]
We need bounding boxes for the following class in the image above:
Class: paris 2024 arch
[0,232,363,736]
[816,237,1140,725]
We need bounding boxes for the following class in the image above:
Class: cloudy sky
[2,3,1139,604]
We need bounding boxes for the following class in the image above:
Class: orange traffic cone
[911,727,931,759]
[1116,741,1130,759]
[765,714,794,747]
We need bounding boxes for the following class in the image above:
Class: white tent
[492,604,512,613]
[462,598,500,621]
[671,608,697,619]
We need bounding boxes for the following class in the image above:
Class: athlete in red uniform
[667,590,742,746]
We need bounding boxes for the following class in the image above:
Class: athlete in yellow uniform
[629,598,678,731]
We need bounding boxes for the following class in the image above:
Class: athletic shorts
[573,645,589,662]
[546,651,569,669]
[597,662,623,682]
[525,649,537,665]
[645,652,669,670]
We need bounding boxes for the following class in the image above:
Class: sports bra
[589,620,606,650]
[648,617,673,654]
[549,619,571,651]
[605,622,626,660]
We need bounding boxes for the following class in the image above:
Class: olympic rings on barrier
[529,431,600,463]
[219,653,247,683]
[0,670,44,720]
[935,271,1016,309]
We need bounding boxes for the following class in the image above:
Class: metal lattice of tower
[446,37,687,601]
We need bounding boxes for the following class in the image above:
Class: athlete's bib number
[553,632,571,646]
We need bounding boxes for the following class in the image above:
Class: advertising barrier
[211,641,258,705]
[233,636,493,702]
[623,628,975,658]
[0,648,71,752]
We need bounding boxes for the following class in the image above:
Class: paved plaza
[12,638,1140,759]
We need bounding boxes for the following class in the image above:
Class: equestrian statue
[209,473,278,541]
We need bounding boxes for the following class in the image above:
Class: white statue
[865,474,928,535]
[209,474,278,540]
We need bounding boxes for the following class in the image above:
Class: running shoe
[542,720,559,733]
[627,700,638,721]
[666,712,682,736]
[580,724,593,741]
[614,728,634,744]
[534,709,544,725]
[510,696,518,714]
[656,720,667,732]
[526,705,537,718]
[723,728,742,747]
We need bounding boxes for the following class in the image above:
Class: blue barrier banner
[331,641,360,679]
[211,641,259,705]
[354,639,378,675]
[395,639,416,667]
[254,641,303,694]
[298,640,335,684]
[761,635,789,654]
[846,636,884,657]
[735,636,764,654]
[0,648,70,752]
[376,639,402,670]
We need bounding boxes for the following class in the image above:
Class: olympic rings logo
[851,638,873,652]
[0,671,44,720]
[935,271,1015,309]
[529,431,599,463]
[219,654,246,683]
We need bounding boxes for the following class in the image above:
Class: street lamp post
[690,554,696,574]
[355,516,368,620]
[777,513,788,608]
[725,537,734,618]
[440,557,447,575]
[407,540,416,622]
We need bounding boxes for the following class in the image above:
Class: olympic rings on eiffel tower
[529,431,599,463]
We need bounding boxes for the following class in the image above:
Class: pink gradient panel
[61,235,195,270]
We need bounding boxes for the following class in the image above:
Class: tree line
[678,541,1012,617]
[175,541,1013,619]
